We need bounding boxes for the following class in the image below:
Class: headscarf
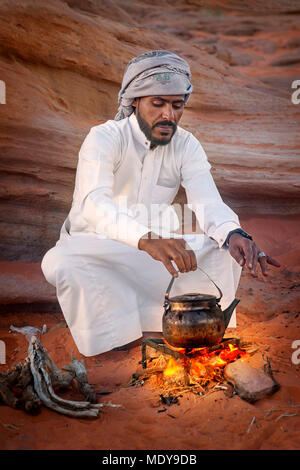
[114,50,193,120]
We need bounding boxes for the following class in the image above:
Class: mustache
[153,121,176,129]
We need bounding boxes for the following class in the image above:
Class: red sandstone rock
[0,0,299,307]
[224,358,280,402]
[0,0,299,264]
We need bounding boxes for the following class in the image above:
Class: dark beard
[136,112,177,147]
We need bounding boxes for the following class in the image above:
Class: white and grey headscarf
[114,50,193,121]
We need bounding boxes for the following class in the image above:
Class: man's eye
[152,102,163,107]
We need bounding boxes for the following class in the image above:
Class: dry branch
[62,352,97,403]
[0,336,121,418]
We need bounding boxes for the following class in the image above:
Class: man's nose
[162,105,175,121]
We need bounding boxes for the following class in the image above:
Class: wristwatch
[225,228,253,247]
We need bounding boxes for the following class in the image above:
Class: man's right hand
[138,232,197,278]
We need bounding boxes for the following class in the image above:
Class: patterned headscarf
[114,50,193,120]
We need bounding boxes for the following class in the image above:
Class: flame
[209,356,227,367]
[161,342,246,383]
[163,357,183,377]
[189,360,207,377]
[219,343,241,362]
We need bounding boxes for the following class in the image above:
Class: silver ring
[258,251,266,258]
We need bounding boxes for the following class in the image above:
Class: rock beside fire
[224,358,279,403]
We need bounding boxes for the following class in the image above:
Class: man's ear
[132,98,139,108]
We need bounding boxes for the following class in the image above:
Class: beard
[136,111,177,147]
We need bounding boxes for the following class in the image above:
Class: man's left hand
[228,233,281,277]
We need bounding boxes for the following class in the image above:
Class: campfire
[137,337,247,394]
[163,341,246,386]
[130,337,279,403]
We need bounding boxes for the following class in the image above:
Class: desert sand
[0,215,299,450]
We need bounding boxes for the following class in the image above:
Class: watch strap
[225,228,253,247]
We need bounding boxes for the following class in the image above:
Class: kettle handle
[164,266,223,303]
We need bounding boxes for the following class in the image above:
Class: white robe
[41,114,242,356]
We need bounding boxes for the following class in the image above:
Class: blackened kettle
[162,267,240,348]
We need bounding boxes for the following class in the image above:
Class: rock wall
[0,0,299,262]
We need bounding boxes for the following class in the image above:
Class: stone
[224,358,280,403]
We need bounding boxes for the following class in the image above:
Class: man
[41,50,280,357]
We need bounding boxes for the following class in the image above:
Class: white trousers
[41,232,242,356]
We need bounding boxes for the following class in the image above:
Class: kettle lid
[168,292,217,303]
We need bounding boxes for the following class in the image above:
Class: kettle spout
[223,299,240,329]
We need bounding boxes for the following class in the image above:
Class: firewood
[28,337,100,418]
[44,349,75,389]
[141,338,189,369]
[1,363,23,386]
[21,384,42,415]
[14,360,42,414]
[0,362,29,410]
[16,360,32,388]
[62,351,97,403]
[0,379,21,409]
[0,336,121,418]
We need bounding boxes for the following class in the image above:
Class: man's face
[132,95,185,147]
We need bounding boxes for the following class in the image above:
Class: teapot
[162,267,240,348]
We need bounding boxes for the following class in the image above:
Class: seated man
[41,50,280,357]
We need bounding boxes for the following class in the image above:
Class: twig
[264,407,277,419]
[214,385,227,390]
[247,416,256,433]
[0,419,23,431]
[95,402,122,409]
[275,413,297,422]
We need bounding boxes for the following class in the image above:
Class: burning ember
[163,342,245,386]
[135,338,249,396]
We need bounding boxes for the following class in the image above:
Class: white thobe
[41,113,242,356]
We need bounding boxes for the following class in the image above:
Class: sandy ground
[0,215,299,450]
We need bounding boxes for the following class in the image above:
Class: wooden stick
[0,336,121,418]
[247,416,256,433]
[28,337,99,418]
[44,350,75,389]
[62,351,97,403]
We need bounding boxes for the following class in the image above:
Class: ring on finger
[258,251,266,258]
